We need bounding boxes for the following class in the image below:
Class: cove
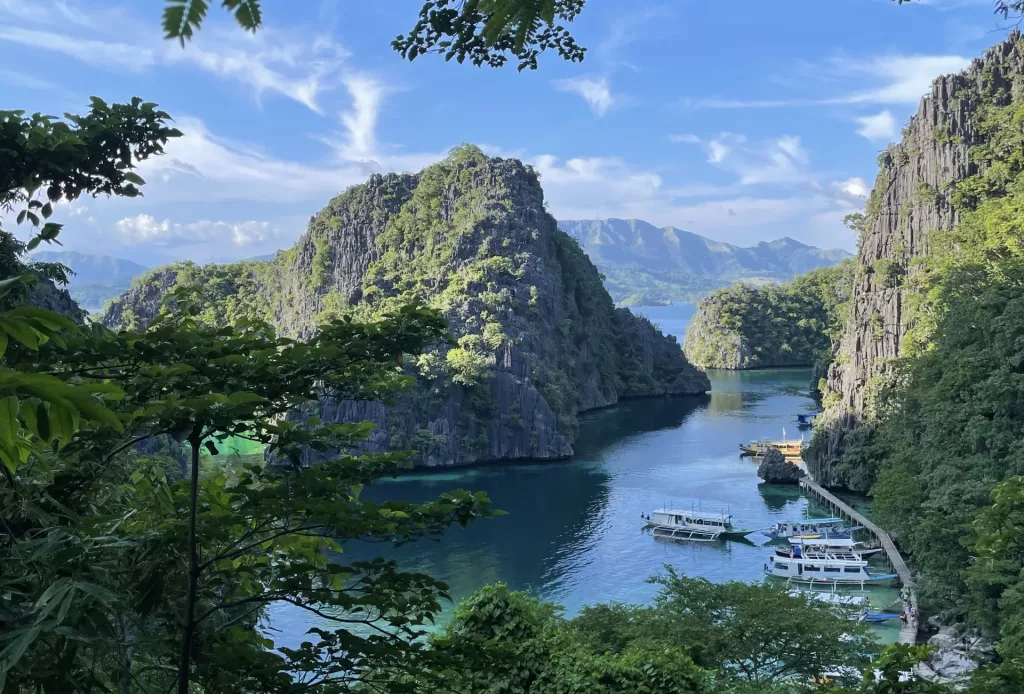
[268,365,904,648]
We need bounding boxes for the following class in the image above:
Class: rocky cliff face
[808,33,1024,487]
[104,147,709,467]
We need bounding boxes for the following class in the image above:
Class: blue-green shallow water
[267,366,904,648]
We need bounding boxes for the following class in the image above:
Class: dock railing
[798,478,919,644]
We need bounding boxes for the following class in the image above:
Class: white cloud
[162,28,347,113]
[336,76,387,160]
[553,77,615,116]
[834,177,870,199]
[845,55,971,104]
[699,133,811,185]
[136,117,367,203]
[0,26,155,71]
[856,110,898,141]
[116,214,277,246]
[684,53,971,109]
[137,116,447,204]
[0,0,347,113]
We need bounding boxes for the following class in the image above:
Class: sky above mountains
[0,0,1008,265]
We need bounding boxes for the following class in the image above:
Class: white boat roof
[790,517,846,525]
[790,536,857,547]
[779,556,867,567]
[654,508,732,522]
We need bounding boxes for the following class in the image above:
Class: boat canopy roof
[654,509,732,522]
[795,517,846,525]
[790,535,856,547]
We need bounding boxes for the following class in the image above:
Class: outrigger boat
[739,428,805,460]
[765,518,852,539]
[765,545,897,586]
[789,532,884,556]
[644,508,756,543]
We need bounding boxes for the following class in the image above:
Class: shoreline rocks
[757,449,805,484]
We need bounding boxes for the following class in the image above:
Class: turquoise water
[267,361,904,647]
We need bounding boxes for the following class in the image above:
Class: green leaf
[122,171,145,185]
[20,398,38,438]
[0,626,40,680]
[16,209,26,225]
[0,330,8,359]
[0,317,41,350]
[36,401,50,442]
[0,396,18,446]
[227,391,265,405]
[163,0,210,44]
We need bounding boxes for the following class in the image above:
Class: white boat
[787,589,869,607]
[790,533,860,550]
[765,518,850,539]
[765,551,897,586]
[644,509,756,542]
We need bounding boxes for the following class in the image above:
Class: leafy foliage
[830,40,1024,658]
[160,0,587,71]
[426,570,888,693]
[684,261,854,370]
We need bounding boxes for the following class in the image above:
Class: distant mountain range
[32,251,148,312]
[32,221,850,312]
[556,218,852,306]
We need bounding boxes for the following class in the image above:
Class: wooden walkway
[798,478,919,644]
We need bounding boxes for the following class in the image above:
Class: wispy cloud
[673,132,812,185]
[553,76,615,116]
[683,53,972,109]
[116,214,280,246]
[0,68,59,91]
[856,109,898,141]
[0,0,348,113]
[0,26,155,70]
[163,29,346,114]
[337,76,387,160]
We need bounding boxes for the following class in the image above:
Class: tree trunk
[177,431,201,694]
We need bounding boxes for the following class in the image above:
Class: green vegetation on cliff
[105,146,708,466]
[818,38,1024,664]
[683,261,853,370]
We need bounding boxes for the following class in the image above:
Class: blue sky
[0,0,1010,266]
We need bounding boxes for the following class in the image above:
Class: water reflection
[757,483,805,511]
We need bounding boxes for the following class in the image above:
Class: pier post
[798,478,919,644]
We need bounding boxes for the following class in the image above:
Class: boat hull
[764,569,898,585]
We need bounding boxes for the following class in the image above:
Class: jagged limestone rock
[756,448,805,485]
[104,148,710,467]
[808,33,1024,487]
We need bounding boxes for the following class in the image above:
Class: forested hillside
[807,32,1024,661]
[682,262,853,370]
[558,218,850,306]
[32,250,147,310]
[104,147,709,467]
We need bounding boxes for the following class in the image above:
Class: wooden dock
[798,478,919,644]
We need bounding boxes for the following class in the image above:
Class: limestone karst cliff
[682,262,852,371]
[104,147,710,466]
[807,33,1024,487]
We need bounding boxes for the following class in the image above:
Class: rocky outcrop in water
[104,147,709,467]
[756,449,804,485]
[808,33,1024,487]
[684,262,852,371]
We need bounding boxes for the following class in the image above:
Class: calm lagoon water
[268,304,903,646]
